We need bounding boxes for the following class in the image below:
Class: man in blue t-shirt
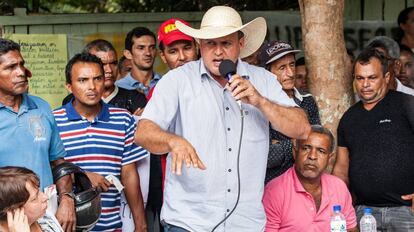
[0,38,75,232]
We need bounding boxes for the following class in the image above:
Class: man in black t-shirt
[333,47,414,231]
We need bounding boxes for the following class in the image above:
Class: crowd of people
[0,4,413,232]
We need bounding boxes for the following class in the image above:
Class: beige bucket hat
[175,6,267,58]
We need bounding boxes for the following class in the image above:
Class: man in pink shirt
[263,125,357,232]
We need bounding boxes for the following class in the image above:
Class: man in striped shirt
[53,53,148,231]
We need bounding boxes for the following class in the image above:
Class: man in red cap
[158,18,198,70]
[144,18,199,232]
[146,18,198,101]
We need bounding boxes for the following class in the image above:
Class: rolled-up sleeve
[343,185,357,229]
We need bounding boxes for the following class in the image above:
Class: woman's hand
[7,208,30,232]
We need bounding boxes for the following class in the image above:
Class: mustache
[12,79,28,84]
[283,76,294,81]
[303,160,318,166]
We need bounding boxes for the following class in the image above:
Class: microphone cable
[211,105,244,232]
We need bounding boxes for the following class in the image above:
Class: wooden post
[299,0,353,170]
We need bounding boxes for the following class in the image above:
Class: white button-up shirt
[141,59,296,232]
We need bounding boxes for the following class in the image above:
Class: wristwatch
[59,192,76,201]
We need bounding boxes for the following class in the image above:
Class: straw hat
[175,6,267,58]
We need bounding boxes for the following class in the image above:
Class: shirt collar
[396,78,402,91]
[291,167,307,193]
[294,88,304,102]
[293,88,313,102]
[292,166,333,213]
[126,72,161,95]
[103,85,119,103]
[0,93,37,114]
[152,72,162,82]
[64,100,110,122]
[125,72,142,88]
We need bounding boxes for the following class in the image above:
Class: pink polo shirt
[263,167,357,232]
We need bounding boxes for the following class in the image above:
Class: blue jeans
[356,205,414,231]
[163,223,189,232]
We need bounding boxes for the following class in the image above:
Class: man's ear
[327,151,335,166]
[238,35,245,50]
[194,42,200,57]
[384,71,391,85]
[123,49,133,60]
[159,50,167,64]
[292,139,298,161]
[65,83,72,93]
[393,59,402,76]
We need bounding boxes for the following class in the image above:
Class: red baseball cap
[157,18,193,47]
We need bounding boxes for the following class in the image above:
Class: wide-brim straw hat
[175,6,267,58]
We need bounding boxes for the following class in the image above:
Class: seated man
[263,125,357,232]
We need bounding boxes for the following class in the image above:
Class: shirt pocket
[243,105,268,142]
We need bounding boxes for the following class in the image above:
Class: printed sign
[5,34,68,109]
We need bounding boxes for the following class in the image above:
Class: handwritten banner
[5,34,68,109]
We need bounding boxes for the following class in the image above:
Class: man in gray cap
[259,40,321,184]
[135,5,310,232]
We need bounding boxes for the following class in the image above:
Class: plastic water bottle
[360,207,377,232]
[330,205,347,232]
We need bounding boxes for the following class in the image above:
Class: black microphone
[219,59,241,109]
[219,59,237,81]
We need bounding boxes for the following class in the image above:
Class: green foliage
[27,0,299,13]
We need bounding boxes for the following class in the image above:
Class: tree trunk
[299,0,353,170]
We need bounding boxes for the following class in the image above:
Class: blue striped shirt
[53,101,148,231]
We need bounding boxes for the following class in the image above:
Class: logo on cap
[164,23,178,34]
[266,42,292,56]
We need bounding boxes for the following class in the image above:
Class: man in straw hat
[135,5,310,232]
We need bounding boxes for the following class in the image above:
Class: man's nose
[178,49,186,61]
[214,45,223,56]
[88,79,97,89]
[144,47,152,56]
[308,149,318,160]
[16,65,26,77]
[401,66,407,74]
[286,66,294,77]
[362,78,370,87]
[104,64,112,73]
